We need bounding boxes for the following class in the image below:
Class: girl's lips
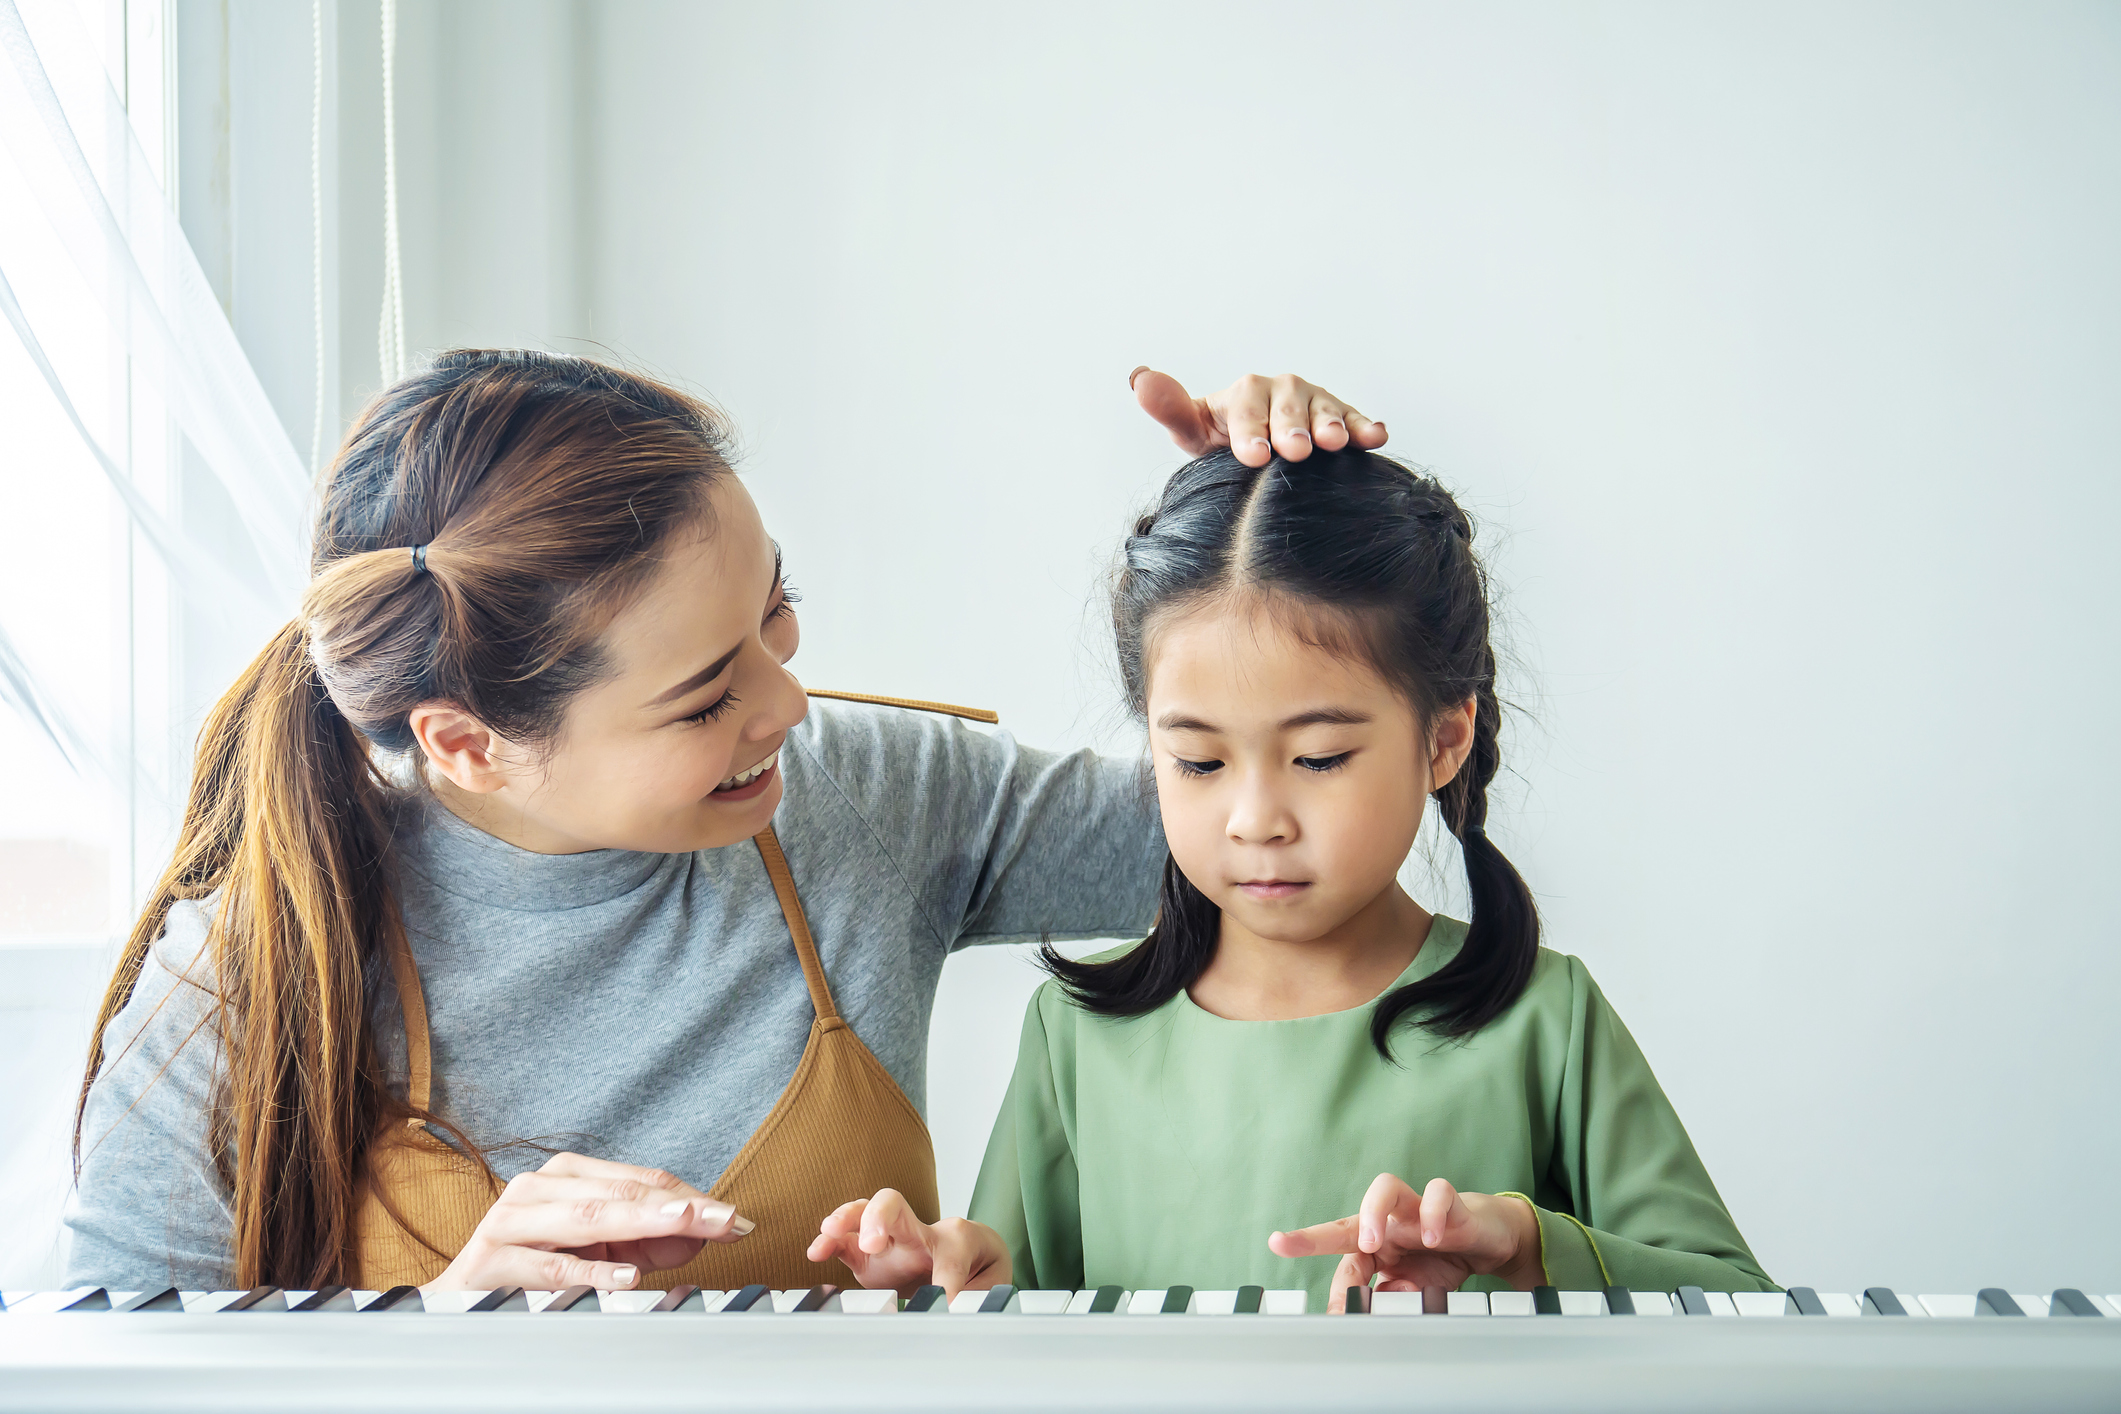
[1238,881,1311,901]
[709,760,778,803]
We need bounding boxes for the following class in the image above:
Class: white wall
[118,0,2121,1295]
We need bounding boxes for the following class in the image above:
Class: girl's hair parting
[75,350,734,1287]
[1041,446,1538,1056]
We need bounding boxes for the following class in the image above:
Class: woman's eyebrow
[646,642,742,708]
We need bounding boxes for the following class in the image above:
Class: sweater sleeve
[1530,959,1776,1293]
[64,901,238,1290]
[966,987,1084,1291]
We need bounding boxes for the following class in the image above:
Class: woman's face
[415,477,810,855]
[1143,598,1471,946]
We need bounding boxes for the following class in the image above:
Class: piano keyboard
[5,1282,2118,1317]
[7,1282,2117,1412]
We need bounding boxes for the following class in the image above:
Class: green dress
[969,917,1775,1309]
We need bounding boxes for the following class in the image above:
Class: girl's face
[412,478,812,855]
[1144,599,1474,946]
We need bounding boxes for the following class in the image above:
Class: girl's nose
[1226,775,1296,846]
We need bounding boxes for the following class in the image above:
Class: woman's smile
[711,749,781,799]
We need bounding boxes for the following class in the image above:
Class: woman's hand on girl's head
[1268,1173,1544,1312]
[1130,368,1389,469]
[425,1152,752,1293]
[806,1188,1011,1298]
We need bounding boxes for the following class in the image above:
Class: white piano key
[1011,1290,1071,1315]
[1732,1292,1789,1317]
[184,1291,246,1313]
[1187,1290,1237,1315]
[774,1289,809,1313]
[8,1290,87,1314]
[1260,1290,1308,1315]
[2015,1294,2050,1317]
[523,1290,560,1312]
[1125,1288,1171,1315]
[2093,1295,2121,1317]
[1631,1291,1674,1315]
[1704,1291,1738,1316]
[1560,1290,1609,1316]
[1489,1291,1536,1316]
[1369,1291,1426,1316]
[421,1289,490,1314]
[351,1291,381,1308]
[1919,1294,1975,1317]
[1446,1290,1489,1315]
[1817,1291,1862,1317]
[593,1290,670,1314]
[0,1293,23,1311]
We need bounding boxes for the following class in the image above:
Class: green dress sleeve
[967,986,1085,1291]
[1526,959,1777,1293]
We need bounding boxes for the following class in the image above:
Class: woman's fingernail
[1129,365,1151,388]
[1286,427,1312,441]
[1371,420,1387,435]
[660,1200,692,1218]
[1324,419,1345,431]
[613,1265,639,1286]
[730,1215,756,1237]
[1248,437,1271,451]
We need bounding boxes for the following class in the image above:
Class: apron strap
[382,919,436,1117]
[753,825,839,1022]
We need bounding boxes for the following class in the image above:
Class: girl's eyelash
[1297,752,1353,774]
[682,690,741,727]
[1171,757,1223,778]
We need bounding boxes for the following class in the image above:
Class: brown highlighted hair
[75,351,734,1287]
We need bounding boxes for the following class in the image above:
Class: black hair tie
[410,544,430,575]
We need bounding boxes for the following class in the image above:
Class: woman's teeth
[715,750,778,793]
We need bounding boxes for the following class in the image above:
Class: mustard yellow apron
[352,691,996,1289]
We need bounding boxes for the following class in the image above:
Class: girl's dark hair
[1042,447,1538,1055]
[76,350,734,1286]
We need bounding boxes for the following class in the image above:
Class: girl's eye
[1296,752,1352,774]
[682,690,741,727]
[1171,756,1223,778]
[769,579,802,623]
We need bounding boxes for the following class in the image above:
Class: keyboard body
[6,1286,2120,1412]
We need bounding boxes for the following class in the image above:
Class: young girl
[811,447,1776,1309]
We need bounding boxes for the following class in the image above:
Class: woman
[66,350,1385,1294]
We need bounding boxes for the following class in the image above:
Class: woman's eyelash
[683,690,741,727]
[1171,757,1223,778]
[770,579,802,622]
[1297,752,1353,774]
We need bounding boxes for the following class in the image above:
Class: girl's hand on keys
[1268,1173,1544,1312]
[1130,368,1388,468]
[806,1188,1011,1298]
[428,1152,752,1292]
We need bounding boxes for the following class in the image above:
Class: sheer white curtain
[0,0,308,1287]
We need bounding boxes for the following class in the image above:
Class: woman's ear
[408,703,512,794]
[1427,696,1479,791]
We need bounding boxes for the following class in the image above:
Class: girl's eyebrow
[1154,706,1373,733]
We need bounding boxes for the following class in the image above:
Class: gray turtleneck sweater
[65,698,1162,1288]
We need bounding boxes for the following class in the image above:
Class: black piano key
[1977,1288,2024,1317]
[363,1286,422,1312]
[1788,1287,1827,1317]
[1087,1285,1124,1314]
[1603,1286,1636,1316]
[60,1289,111,1312]
[1343,1286,1370,1314]
[2052,1289,2103,1318]
[544,1285,601,1313]
[1234,1286,1264,1314]
[1159,1286,1193,1314]
[977,1285,1019,1314]
[903,1285,947,1313]
[721,1284,772,1313]
[290,1287,355,1312]
[1676,1286,1711,1316]
[467,1287,528,1313]
[1862,1287,1906,1316]
[792,1285,840,1313]
[649,1286,705,1313]
[1533,1286,1562,1315]
[223,1287,285,1312]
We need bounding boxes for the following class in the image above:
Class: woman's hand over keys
[807,1188,1010,1298]
[429,1152,752,1292]
[1269,1173,1544,1312]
